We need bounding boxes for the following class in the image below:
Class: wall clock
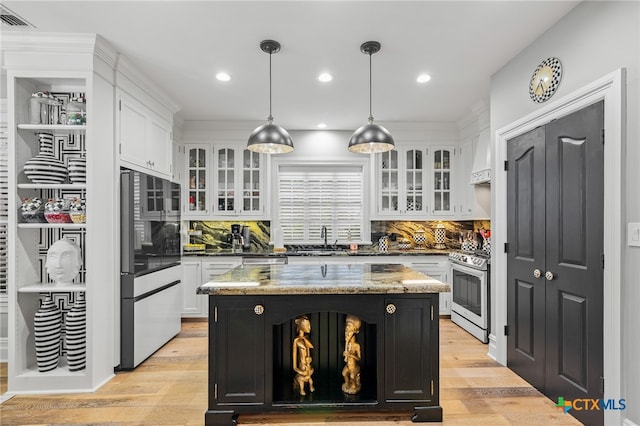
[529,57,562,103]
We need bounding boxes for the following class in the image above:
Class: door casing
[492,69,625,426]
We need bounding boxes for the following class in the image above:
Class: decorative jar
[34,295,62,372]
[44,198,72,223]
[65,293,86,371]
[67,156,86,183]
[66,96,86,125]
[378,235,389,253]
[69,198,86,224]
[433,222,446,250]
[413,230,426,250]
[20,196,46,223]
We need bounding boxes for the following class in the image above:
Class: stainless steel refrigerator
[120,169,182,370]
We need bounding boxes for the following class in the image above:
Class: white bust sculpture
[45,239,82,284]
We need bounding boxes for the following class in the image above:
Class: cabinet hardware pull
[533,269,542,278]
[385,303,396,314]
[254,304,265,315]
[545,271,555,281]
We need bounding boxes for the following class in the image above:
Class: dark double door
[507,101,604,426]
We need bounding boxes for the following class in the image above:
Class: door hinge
[601,128,605,145]
[431,305,434,321]
[504,325,509,336]
[214,306,218,323]
[119,143,121,155]
[504,243,509,253]
[119,99,121,111]
[214,383,218,400]
[601,254,605,269]
[601,377,605,393]
[504,160,509,171]
[431,380,434,396]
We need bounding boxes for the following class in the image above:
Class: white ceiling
[2,1,579,130]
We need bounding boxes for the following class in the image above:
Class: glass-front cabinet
[214,145,265,217]
[431,146,455,216]
[186,145,209,215]
[374,146,428,218]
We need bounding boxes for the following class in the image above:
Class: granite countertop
[185,247,452,257]
[197,263,450,295]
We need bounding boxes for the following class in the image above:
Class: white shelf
[18,223,86,229]
[17,124,86,132]
[18,183,87,190]
[19,283,86,293]
[17,362,87,378]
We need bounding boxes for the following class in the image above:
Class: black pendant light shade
[247,40,294,154]
[348,41,394,154]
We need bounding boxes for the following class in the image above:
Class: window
[277,165,366,244]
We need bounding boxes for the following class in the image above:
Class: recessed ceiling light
[216,72,231,82]
[416,73,432,83]
[318,72,333,83]
[317,123,327,129]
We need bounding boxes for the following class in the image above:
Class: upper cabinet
[117,89,173,179]
[457,138,476,218]
[431,145,455,216]
[374,144,461,219]
[374,146,428,218]
[181,143,268,219]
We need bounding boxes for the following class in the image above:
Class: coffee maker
[230,224,244,252]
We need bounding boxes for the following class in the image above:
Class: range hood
[470,125,491,184]
[469,103,491,185]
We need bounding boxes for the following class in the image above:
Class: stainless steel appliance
[120,169,181,370]
[448,250,490,343]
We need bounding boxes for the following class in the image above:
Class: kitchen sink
[293,249,348,256]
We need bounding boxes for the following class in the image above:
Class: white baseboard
[488,333,500,363]
[623,418,639,426]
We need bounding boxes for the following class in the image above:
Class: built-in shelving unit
[6,33,118,394]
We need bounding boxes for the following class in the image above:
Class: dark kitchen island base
[203,293,443,425]
[197,264,449,425]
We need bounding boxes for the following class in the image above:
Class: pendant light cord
[268,51,273,123]
[368,52,373,123]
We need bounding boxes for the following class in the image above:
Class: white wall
[490,1,639,424]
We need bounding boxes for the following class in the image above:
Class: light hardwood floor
[0,319,581,425]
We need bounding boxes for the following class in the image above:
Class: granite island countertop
[197,263,450,295]
[185,247,453,257]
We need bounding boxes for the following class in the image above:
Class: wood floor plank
[0,319,583,425]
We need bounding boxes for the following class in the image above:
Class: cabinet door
[181,261,203,317]
[240,149,263,215]
[214,147,236,214]
[458,138,475,218]
[384,297,436,402]
[119,94,147,167]
[410,258,450,315]
[214,298,265,404]
[184,145,210,216]
[377,150,399,215]
[432,146,454,216]
[403,148,427,215]
[148,116,172,176]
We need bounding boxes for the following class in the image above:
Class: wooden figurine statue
[342,315,362,394]
[292,316,315,396]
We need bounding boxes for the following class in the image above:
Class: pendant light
[247,40,294,154]
[348,41,395,154]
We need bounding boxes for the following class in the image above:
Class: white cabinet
[457,138,476,219]
[431,146,456,216]
[117,89,173,179]
[373,146,428,218]
[181,257,242,317]
[213,145,267,218]
[183,144,211,217]
[409,257,452,316]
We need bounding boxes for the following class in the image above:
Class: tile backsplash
[188,220,490,252]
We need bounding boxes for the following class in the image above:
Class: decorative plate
[529,57,562,103]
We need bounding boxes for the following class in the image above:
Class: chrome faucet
[321,225,327,248]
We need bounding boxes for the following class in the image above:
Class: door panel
[507,101,604,426]
[545,101,604,425]
[507,126,546,392]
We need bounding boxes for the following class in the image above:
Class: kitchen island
[197,263,449,425]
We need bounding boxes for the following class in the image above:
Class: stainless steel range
[448,250,490,343]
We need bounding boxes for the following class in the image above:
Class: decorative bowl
[44,198,72,223]
[20,197,46,223]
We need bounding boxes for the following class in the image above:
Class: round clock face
[529,57,562,103]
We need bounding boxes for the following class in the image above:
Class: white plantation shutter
[278,166,364,244]
[0,103,7,294]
